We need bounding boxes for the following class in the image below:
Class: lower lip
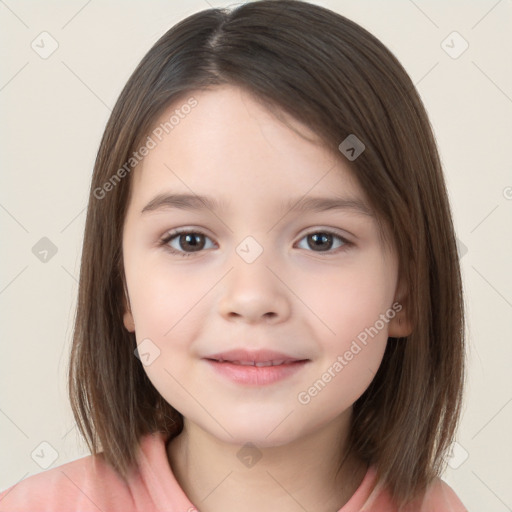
[205,359,309,386]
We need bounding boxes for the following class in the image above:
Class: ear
[122,282,135,333]
[388,277,413,338]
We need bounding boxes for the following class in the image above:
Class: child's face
[122,84,406,446]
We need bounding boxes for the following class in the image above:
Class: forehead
[130,85,368,209]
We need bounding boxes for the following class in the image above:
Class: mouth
[207,358,304,367]
[205,348,307,365]
[203,349,310,386]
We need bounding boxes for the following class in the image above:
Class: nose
[218,255,291,325]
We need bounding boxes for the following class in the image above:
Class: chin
[200,413,304,449]
[222,429,297,449]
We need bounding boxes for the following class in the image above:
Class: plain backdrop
[1,0,511,509]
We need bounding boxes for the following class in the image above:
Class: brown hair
[68,0,465,507]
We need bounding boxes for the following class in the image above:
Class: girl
[0,1,467,510]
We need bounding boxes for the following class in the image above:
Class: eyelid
[294,228,353,255]
[160,227,215,242]
[298,227,353,244]
[159,228,217,256]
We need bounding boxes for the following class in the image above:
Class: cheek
[293,255,395,399]
[127,264,206,413]
[127,258,210,341]
[296,254,396,344]
[296,338,387,422]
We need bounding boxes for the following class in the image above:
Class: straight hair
[68,1,465,507]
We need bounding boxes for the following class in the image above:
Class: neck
[166,411,367,512]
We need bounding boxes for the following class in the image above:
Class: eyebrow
[140,193,374,217]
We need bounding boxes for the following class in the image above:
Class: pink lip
[205,360,309,386]
[203,349,310,386]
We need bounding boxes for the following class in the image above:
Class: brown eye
[307,232,333,251]
[160,230,215,256]
[176,233,206,252]
[296,230,351,253]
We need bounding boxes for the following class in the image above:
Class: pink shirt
[0,431,467,511]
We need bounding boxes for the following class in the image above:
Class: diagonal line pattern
[0,266,28,296]
[60,207,86,233]
[265,410,294,439]
[61,61,112,111]
[61,0,93,29]
[472,61,512,105]
[415,61,439,87]
[0,472,30,501]
[0,62,29,92]
[471,266,512,309]
[61,265,79,283]
[199,470,233,503]
[471,471,512,510]
[471,0,504,30]
[0,203,29,232]
[470,204,499,233]
[407,0,439,28]
[265,266,336,335]
[0,0,29,28]
[266,470,310,511]
[61,423,77,439]
[0,407,29,438]
[60,470,105,511]
[471,396,512,439]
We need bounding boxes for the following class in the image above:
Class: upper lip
[204,349,308,364]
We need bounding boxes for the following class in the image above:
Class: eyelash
[158,228,353,258]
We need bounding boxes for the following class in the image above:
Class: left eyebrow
[283,195,374,217]
[140,192,374,217]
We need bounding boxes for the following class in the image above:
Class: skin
[122,84,412,512]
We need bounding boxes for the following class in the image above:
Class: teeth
[217,359,289,366]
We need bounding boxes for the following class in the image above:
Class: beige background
[1,0,511,509]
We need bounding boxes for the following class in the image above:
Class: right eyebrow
[141,193,226,215]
